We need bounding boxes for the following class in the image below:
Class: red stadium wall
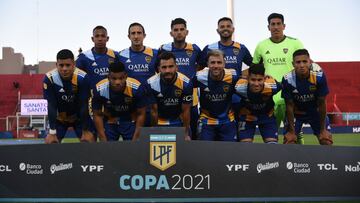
[318,62,360,112]
[0,74,44,118]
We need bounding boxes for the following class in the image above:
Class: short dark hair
[158,51,176,63]
[109,62,126,73]
[218,17,233,25]
[128,22,146,35]
[56,49,74,60]
[171,18,187,28]
[267,13,284,24]
[93,25,107,34]
[249,63,265,76]
[293,49,310,59]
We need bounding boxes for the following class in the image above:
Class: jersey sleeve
[78,75,90,130]
[198,45,209,67]
[317,72,330,97]
[75,54,88,73]
[43,76,57,130]
[144,82,157,105]
[134,84,150,108]
[281,77,293,100]
[91,88,103,111]
[252,43,263,64]
[242,45,253,66]
[182,81,193,104]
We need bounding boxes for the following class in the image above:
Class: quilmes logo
[286,162,311,173]
[345,162,360,173]
[150,134,176,171]
[257,162,279,173]
[50,163,73,174]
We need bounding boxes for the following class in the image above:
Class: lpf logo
[150,134,176,171]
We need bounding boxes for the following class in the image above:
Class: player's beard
[161,72,176,84]
[174,38,185,45]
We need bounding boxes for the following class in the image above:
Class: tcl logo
[317,163,338,171]
[0,165,12,172]
[81,165,104,172]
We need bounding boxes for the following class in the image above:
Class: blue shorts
[55,120,82,142]
[199,121,237,142]
[105,121,135,141]
[238,115,278,141]
[293,114,331,136]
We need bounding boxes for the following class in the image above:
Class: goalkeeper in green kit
[253,13,304,144]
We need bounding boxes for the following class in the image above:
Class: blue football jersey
[200,41,253,76]
[281,63,329,115]
[76,48,118,88]
[159,43,201,79]
[195,68,238,125]
[118,47,158,85]
[147,72,193,125]
[43,68,89,129]
[92,77,148,123]
[235,77,281,121]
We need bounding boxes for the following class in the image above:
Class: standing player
[147,52,193,140]
[118,22,158,127]
[235,64,281,143]
[253,13,304,143]
[200,17,253,129]
[118,22,158,85]
[43,49,94,143]
[76,25,118,89]
[92,62,148,141]
[159,18,201,139]
[200,17,253,76]
[282,49,332,145]
[195,50,238,141]
[76,26,118,139]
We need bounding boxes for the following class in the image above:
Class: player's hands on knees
[80,130,95,143]
[283,132,297,144]
[45,134,59,144]
[318,130,333,145]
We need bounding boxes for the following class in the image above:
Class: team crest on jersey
[309,85,317,92]
[223,85,230,93]
[125,97,133,104]
[186,50,193,57]
[283,48,289,54]
[233,48,240,55]
[175,89,182,97]
[108,58,115,64]
[145,56,152,63]
[150,134,176,171]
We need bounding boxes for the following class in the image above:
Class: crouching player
[43,49,94,143]
[92,62,148,141]
[147,52,193,140]
[282,49,332,145]
[235,64,281,143]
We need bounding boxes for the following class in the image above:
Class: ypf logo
[150,134,176,171]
